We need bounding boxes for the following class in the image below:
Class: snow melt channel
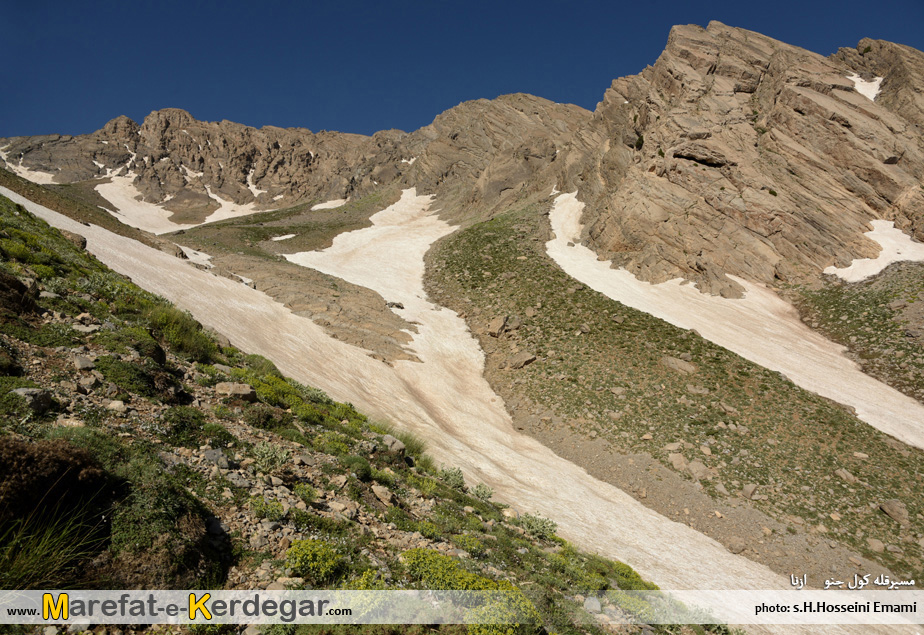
[547,192,924,450]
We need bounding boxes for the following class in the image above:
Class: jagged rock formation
[557,21,924,295]
[3,21,923,295]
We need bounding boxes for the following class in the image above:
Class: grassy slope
[426,204,924,581]
[788,262,924,404]
[0,191,725,634]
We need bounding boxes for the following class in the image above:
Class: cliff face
[563,21,924,295]
[3,21,924,294]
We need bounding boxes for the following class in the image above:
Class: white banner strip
[0,590,921,626]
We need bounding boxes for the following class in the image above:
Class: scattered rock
[487,316,507,337]
[508,351,536,369]
[834,468,857,484]
[866,538,885,553]
[668,453,688,471]
[216,382,257,402]
[583,596,602,613]
[372,485,394,505]
[879,499,910,525]
[11,388,53,414]
[742,484,758,500]
[382,434,406,454]
[686,460,711,481]
[661,356,697,375]
[727,537,747,554]
[73,355,95,370]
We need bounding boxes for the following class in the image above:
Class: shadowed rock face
[3,21,924,295]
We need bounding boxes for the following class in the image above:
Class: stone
[487,316,507,337]
[668,453,688,471]
[879,500,910,525]
[382,434,406,454]
[203,449,230,469]
[215,382,257,402]
[742,484,758,500]
[583,596,602,613]
[834,468,857,484]
[265,581,287,591]
[372,485,394,505]
[866,538,885,553]
[663,442,682,452]
[686,460,711,480]
[727,537,747,554]
[213,363,233,374]
[508,351,536,369]
[106,400,127,413]
[11,388,53,414]
[715,482,730,496]
[661,356,697,375]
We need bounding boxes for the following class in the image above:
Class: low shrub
[515,513,557,540]
[341,455,372,482]
[252,441,289,474]
[439,466,466,491]
[250,496,285,522]
[285,539,345,585]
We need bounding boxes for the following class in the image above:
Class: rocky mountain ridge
[1,22,923,293]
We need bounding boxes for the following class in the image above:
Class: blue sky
[3,0,923,138]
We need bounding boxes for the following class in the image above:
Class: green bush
[160,406,206,446]
[243,403,291,430]
[146,304,217,363]
[294,482,317,505]
[341,455,372,482]
[471,483,494,502]
[451,534,487,558]
[250,496,285,522]
[440,466,466,491]
[285,539,345,584]
[515,514,557,540]
[252,441,289,474]
[288,509,351,537]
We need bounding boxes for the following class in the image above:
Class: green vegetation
[427,202,924,580]
[286,539,346,585]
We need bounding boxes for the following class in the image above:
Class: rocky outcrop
[557,21,924,295]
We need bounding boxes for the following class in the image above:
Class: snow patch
[179,245,213,268]
[273,194,284,201]
[400,156,418,165]
[0,147,58,184]
[546,192,924,450]
[550,185,560,196]
[847,73,883,101]
[311,198,347,211]
[95,174,196,234]
[824,220,924,282]
[271,234,296,242]
[246,169,267,198]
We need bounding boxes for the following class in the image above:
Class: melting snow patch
[0,147,58,184]
[550,186,560,196]
[847,73,883,101]
[271,234,296,242]
[400,157,418,165]
[95,175,196,234]
[179,245,213,268]
[824,220,924,282]
[546,192,924,450]
[311,198,347,211]
[246,169,267,198]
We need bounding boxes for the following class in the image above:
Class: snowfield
[311,198,347,211]
[546,192,924,451]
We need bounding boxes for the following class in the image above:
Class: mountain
[2,21,924,628]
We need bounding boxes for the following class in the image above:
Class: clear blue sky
[3,0,923,138]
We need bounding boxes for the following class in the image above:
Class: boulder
[215,382,257,402]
